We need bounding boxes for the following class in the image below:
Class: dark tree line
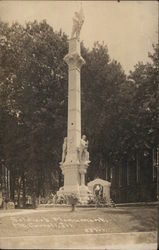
[81,42,158,182]
[0,20,158,206]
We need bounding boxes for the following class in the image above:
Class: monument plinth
[58,7,90,203]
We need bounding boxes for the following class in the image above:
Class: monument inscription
[10,216,109,234]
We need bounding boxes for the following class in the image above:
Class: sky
[0,1,158,74]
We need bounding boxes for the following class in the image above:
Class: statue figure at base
[61,137,67,163]
[78,135,90,164]
[71,7,85,39]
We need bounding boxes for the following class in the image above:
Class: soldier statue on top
[71,6,85,39]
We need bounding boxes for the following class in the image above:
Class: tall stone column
[60,38,85,194]
[57,7,90,204]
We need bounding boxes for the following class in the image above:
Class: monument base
[79,185,90,204]
[57,185,90,205]
[57,160,90,204]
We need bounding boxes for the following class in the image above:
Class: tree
[0,20,68,204]
[1,19,157,203]
[81,41,126,179]
[81,42,158,181]
[128,44,159,152]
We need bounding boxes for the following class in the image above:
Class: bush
[65,193,79,211]
[56,194,67,204]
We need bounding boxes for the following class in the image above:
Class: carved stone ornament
[64,52,85,69]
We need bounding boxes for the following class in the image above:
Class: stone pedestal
[60,164,80,193]
[58,38,90,204]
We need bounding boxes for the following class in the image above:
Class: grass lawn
[0,206,157,237]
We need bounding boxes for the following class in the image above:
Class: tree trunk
[22,176,26,208]
[10,169,15,201]
[17,176,22,208]
[32,192,37,209]
[71,204,75,212]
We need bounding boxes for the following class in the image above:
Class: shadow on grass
[128,211,157,232]
[101,207,157,232]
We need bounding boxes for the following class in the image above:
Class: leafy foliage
[0,20,158,204]
[0,20,68,203]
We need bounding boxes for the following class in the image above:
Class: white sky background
[0,1,158,74]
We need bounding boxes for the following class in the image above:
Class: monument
[87,178,111,204]
[58,7,90,204]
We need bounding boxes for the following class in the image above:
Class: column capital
[64,52,85,69]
